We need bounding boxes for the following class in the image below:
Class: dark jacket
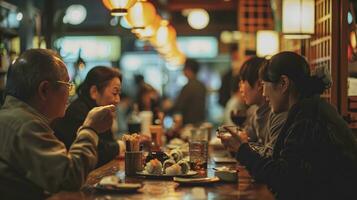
[173,78,206,125]
[52,96,119,168]
[237,95,357,200]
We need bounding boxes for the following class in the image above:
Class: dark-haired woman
[219,52,357,200]
[52,66,124,167]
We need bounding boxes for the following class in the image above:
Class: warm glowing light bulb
[187,9,209,30]
[63,4,87,25]
[256,30,279,57]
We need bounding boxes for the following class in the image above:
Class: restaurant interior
[0,0,357,199]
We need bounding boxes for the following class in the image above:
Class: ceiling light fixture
[102,0,137,16]
[134,15,161,39]
[282,0,315,39]
[63,4,87,25]
[187,9,209,30]
[151,20,176,47]
[125,0,156,30]
[256,30,279,57]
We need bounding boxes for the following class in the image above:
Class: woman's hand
[217,126,248,153]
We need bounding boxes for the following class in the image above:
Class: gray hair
[5,49,66,102]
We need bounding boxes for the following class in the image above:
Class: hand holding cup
[217,126,248,152]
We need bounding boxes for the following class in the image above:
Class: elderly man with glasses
[0,49,116,199]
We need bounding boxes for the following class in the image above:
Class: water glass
[191,128,208,141]
[189,140,208,175]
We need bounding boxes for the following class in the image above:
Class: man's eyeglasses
[56,81,76,96]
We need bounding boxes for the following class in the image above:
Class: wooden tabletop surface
[47,150,275,200]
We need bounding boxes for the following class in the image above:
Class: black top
[237,95,357,200]
[173,78,206,125]
[52,96,119,168]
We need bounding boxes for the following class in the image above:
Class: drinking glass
[189,140,208,175]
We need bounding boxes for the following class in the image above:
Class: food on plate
[163,159,176,172]
[165,164,182,175]
[143,153,191,175]
[145,151,170,164]
[169,149,183,162]
[177,160,190,174]
[145,159,163,175]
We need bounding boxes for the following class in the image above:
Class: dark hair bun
[307,76,327,95]
[305,66,332,96]
[315,66,332,89]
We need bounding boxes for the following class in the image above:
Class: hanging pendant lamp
[151,20,176,48]
[102,0,137,16]
[134,14,161,40]
[125,0,157,30]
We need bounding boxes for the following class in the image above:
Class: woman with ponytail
[219,52,357,200]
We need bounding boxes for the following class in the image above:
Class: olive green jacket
[0,96,98,199]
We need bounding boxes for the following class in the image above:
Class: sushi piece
[177,160,190,174]
[165,164,182,175]
[163,159,176,173]
[145,159,163,175]
[169,149,183,162]
[145,151,170,164]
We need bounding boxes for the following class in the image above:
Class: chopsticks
[123,133,140,151]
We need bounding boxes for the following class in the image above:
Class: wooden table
[48,150,275,200]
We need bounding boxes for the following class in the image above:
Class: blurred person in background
[137,82,160,113]
[218,45,241,108]
[173,58,206,125]
[222,71,248,126]
[52,66,125,167]
[0,49,115,199]
[219,52,357,200]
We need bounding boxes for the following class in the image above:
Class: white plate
[94,183,141,193]
[136,170,197,178]
[173,176,220,185]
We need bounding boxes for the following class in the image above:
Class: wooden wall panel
[305,0,337,105]
[238,0,274,32]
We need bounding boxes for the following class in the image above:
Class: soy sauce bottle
[127,104,141,134]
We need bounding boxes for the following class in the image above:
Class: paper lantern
[125,0,156,30]
[256,30,279,57]
[151,20,176,47]
[102,0,137,16]
[282,0,315,39]
[134,15,161,40]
